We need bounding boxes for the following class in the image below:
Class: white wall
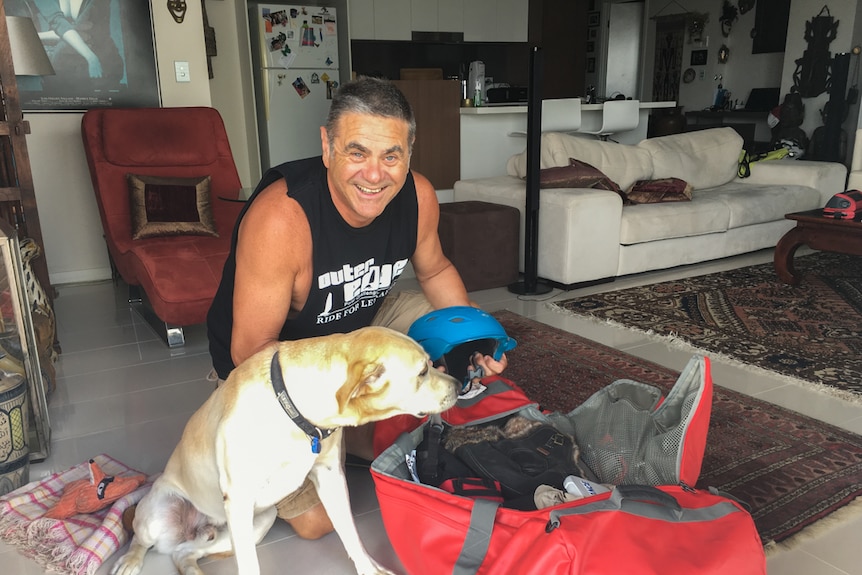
[641,0,783,113]
[206,0,260,188]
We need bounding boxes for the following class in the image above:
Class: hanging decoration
[718,45,730,63]
[167,0,187,24]
[687,13,709,43]
[770,88,809,156]
[738,0,755,15]
[719,1,738,37]
[792,6,839,98]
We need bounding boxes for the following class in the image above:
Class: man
[207,77,506,540]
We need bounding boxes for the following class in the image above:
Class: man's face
[321,112,412,228]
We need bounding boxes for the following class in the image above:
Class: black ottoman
[438,201,520,292]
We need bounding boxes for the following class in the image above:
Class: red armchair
[81,107,244,346]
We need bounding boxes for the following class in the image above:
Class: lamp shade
[6,16,55,76]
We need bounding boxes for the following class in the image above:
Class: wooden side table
[774,209,862,285]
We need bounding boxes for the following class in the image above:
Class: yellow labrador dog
[111,326,460,575]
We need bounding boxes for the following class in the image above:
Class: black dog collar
[270,351,334,453]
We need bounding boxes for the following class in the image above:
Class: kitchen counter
[459,100,676,181]
[459,101,676,114]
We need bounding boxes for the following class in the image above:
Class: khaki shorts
[370,289,434,333]
[273,290,433,520]
[276,476,323,520]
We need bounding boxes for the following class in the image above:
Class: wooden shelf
[0,5,53,305]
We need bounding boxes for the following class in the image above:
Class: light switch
[174,61,190,83]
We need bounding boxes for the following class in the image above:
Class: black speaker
[822,52,850,163]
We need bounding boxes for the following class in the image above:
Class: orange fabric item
[44,459,147,520]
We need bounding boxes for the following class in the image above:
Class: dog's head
[333,327,460,425]
[276,326,460,428]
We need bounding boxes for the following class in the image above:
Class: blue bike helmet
[408,306,516,387]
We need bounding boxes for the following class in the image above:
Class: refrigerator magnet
[269,32,287,53]
[293,77,311,99]
[326,81,339,100]
[278,51,297,69]
[310,73,320,84]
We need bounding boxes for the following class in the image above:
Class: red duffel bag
[371,355,767,575]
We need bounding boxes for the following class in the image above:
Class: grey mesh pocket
[567,355,710,486]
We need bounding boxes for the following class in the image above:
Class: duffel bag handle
[546,485,683,532]
[453,498,500,575]
[612,484,682,515]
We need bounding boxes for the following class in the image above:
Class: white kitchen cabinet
[438,0,464,32]
[463,0,495,41]
[463,0,527,42]
[496,0,528,42]
[411,0,437,31]
[411,0,464,33]
[373,0,412,40]
[349,0,375,39]
[351,0,522,42]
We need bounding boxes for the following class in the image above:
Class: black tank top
[207,156,418,379]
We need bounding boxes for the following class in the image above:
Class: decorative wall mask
[719,1,738,37]
[167,0,187,24]
[718,45,730,63]
[687,14,708,43]
[792,6,839,98]
[738,0,755,15]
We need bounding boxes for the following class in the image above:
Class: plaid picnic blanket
[0,454,153,575]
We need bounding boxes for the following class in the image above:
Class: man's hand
[474,352,508,377]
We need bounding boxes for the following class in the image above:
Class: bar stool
[509,97,582,136]
[576,99,640,141]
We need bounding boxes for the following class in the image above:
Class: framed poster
[586,41,595,53]
[16,0,160,111]
[587,58,596,73]
[587,12,600,27]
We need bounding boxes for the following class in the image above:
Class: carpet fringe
[763,496,862,557]
[546,302,862,408]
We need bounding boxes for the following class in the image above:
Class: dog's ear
[335,361,385,412]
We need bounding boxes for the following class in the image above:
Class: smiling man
[206,77,502,540]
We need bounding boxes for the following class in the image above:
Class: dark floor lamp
[509,46,552,295]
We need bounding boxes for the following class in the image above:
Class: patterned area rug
[549,252,862,401]
[493,310,862,551]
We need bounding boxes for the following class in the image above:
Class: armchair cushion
[128,174,218,240]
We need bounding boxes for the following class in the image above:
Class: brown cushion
[128,174,218,240]
[539,158,626,200]
[625,178,693,205]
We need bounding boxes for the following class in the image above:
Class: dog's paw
[110,553,144,575]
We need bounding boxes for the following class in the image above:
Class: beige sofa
[453,128,848,287]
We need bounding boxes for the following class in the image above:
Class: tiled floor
[2,248,861,574]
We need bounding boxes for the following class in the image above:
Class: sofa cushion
[625,178,692,204]
[128,174,219,240]
[507,132,653,190]
[637,128,742,190]
[540,158,625,196]
[619,193,730,245]
[698,181,823,229]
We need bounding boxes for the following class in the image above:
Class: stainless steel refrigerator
[248,2,349,170]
